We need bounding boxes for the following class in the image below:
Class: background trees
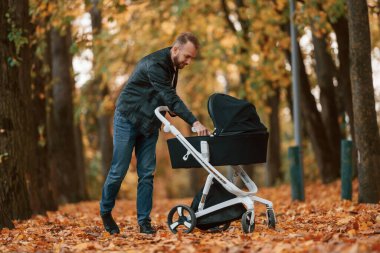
[1,0,379,228]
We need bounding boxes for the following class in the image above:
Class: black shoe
[139,221,156,234]
[101,213,120,235]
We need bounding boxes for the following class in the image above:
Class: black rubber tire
[167,205,196,234]
[267,209,276,229]
[241,211,255,233]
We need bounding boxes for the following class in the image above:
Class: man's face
[172,41,197,69]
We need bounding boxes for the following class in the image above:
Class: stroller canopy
[208,93,267,136]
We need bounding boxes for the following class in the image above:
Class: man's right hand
[192,121,210,136]
[168,111,177,117]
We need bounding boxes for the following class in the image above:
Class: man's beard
[173,55,185,69]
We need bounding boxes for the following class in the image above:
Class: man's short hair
[174,32,200,50]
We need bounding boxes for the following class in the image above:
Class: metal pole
[289,0,301,146]
[289,0,304,201]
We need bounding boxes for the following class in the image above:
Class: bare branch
[220,0,238,34]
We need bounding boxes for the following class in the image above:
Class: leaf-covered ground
[1,180,379,253]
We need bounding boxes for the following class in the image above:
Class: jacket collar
[166,47,176,72]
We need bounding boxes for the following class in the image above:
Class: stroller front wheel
[167,205,196,234]
[241,210,255,233]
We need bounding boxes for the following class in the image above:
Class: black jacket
[116,47,197,136]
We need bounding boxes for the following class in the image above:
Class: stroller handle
[154,106,171,132]
[154,106,197,133]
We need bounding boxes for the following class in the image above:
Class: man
[100,32,209,235]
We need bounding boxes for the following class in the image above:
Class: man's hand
[192,121,210,136]
[168,111,177,117]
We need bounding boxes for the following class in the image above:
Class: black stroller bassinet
[165,93,272,232]
[167,93,268,168]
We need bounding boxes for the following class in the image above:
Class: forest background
[1,0,380,227]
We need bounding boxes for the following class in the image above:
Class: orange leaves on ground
[1,180,379,252]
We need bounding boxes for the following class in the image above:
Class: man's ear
[172,45,178,54]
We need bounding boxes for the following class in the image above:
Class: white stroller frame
[155,106,276,233]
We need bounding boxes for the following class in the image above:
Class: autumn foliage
[1,180,379,253]
[2,1,380,251]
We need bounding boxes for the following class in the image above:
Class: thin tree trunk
[266,87,282,186]
[49,26,82,203]
[278,5,341,183]
[277,3,339,183]
[27,10,58,212]
[347,0,380,203]
[0,0,33,228]
[88,0,113,178]
[330,16,358,177]
[30,43,57,212]
[311,32,341,173]
[330,16,355,138]
[74,122,88,200]
[220,0,251,96]
[285,44,339,183]
[99,98,113,179]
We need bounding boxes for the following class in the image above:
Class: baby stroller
[154,93,276,234]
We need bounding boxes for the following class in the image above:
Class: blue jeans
[100,110,158,225]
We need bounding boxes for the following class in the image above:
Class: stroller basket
[190,179,246,230]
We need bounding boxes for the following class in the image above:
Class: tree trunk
[266,87,283,186]
[220,0,251,96]
[29,42,58,213]
[330,15,358,177]
[26,12,59,212]
[49,26,83,203]
[0,209,14,229]
[88,0,113,178]
[279,18,339,183]
[330,16,355,138]
[286,44,340,183]
[0,0,33,228]
[347,0,380,203]
[311,32,341,172]
[74,122,88,200]
[99,111,113,178]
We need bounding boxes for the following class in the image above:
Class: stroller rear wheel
[167,205,196,234]
[241,210,255,233]
[266,208,276,229]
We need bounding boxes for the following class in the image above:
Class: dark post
[288,0,304,201]
[289,146,305,201]
[341,140,353,200]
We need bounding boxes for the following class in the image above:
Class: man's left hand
[192,121,210,136]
